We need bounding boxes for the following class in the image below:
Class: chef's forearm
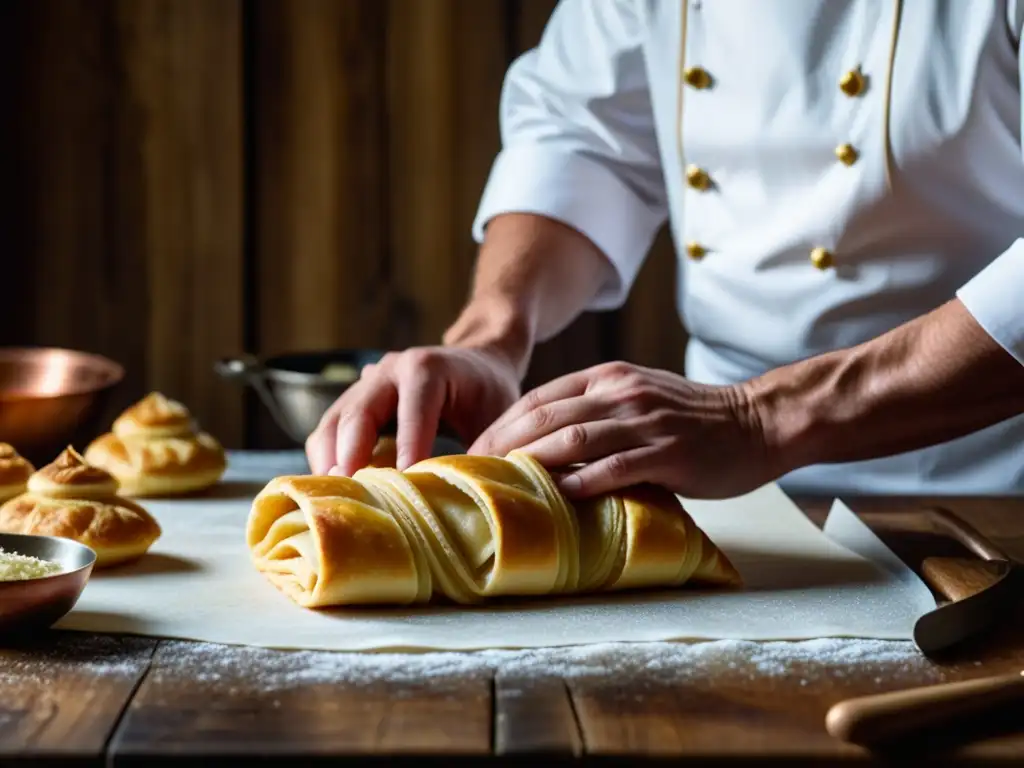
[748,299,1024,472]
[442,213,616,379]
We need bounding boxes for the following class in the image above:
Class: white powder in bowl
[0,548,62,581]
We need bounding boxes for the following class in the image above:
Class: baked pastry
[0,446,161,567]
[84,392,227,497]
[367,436,398,468]
[0,444,34,503]
[247,450,740,608]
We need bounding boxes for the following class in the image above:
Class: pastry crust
[367,436,398,468]
[247,450,740,608]
[0,443,34,503]
[0,446,161,567]
[84,392,227,497]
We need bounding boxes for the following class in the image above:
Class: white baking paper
[56,452,937,651]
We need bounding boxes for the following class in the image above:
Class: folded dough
[247,450,740,608]
[84,392,227,497]
[0,446,161,567]
[0,443,34,503]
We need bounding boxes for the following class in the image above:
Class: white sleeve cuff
[956,238,1024,366]
[471,144,666,311]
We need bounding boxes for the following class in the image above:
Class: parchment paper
[56,452,937,651]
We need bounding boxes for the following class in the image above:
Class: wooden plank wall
[0,0,684,451]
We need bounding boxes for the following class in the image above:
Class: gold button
[839,68,866,97]
[686,165,712,191]
[685,242,707,260]
[810,247,834,270]
[835,143,858,166]
[683,66,712,90]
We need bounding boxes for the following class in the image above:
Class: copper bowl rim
[0,347,125,400]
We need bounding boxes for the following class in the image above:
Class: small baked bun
[0,444,34,503]
[0,446,161,567]
[84,392,227,497]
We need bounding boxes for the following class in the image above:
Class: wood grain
[922,557,1006,603]
[386,0,508,349]
[253,0,389,357]
[494,675,582,756]
[119,0,245,448]
[0,633,155,762]
[110,641,493,762]
[250,0,390,447]
[0,0,245,449]
[563,496,1024,761]
[0,0,151,423]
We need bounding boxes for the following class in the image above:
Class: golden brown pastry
[0,444,34,503]
[84,392,227,497]
[367,436,398,468]
[0,446,161,567]
[247,450,740,608]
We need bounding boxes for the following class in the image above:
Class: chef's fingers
[556,445,660,499]
[306,410,340,475]
[470,394,608,457]
[332,376,400,476]
[394,359,446,470]
[514,418,644,469]
[470,373,590,454]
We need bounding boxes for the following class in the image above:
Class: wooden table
[2,490,1024,766]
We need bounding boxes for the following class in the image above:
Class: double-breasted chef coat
[472,0,1024,496]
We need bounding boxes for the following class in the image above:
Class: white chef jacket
[471,0,1024,497]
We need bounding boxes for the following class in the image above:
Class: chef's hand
[305,346,521,476]
[469,361,776,500]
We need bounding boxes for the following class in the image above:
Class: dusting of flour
[153,637,953,691]
[0,634,153,686]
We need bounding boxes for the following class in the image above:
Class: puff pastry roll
[247,451,740,608]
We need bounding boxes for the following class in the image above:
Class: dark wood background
[0,0,683,450]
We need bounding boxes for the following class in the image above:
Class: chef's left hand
[468,361,779,500]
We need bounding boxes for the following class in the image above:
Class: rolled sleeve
[956,9,1024,366]
[472,145,666,311]
[956,238,1024,366]
[471,0,668,311]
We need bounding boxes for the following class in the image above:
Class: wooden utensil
[911,507,1024,657]
[826,670,1024,747]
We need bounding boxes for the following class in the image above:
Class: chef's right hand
[305,346,522,476]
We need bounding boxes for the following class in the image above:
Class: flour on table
[0,634,152,686]
[154,637,946,692]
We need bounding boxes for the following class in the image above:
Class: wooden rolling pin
[826,670,1024,747]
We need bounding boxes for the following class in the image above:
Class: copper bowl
[0,533,96,636]
[0,347,124,466]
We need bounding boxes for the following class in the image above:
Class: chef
[308,0,1024,500]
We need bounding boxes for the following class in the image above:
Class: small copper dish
[0,347,124,465]
[0,533,96,636]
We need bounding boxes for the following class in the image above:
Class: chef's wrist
[742,350,854,475]
[442,295,536,381]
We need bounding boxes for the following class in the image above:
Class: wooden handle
[924,507,1009,562]
[825,671,1024,746]
[920,556,1006,602]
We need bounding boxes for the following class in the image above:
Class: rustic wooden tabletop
[2,481,1024,765]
